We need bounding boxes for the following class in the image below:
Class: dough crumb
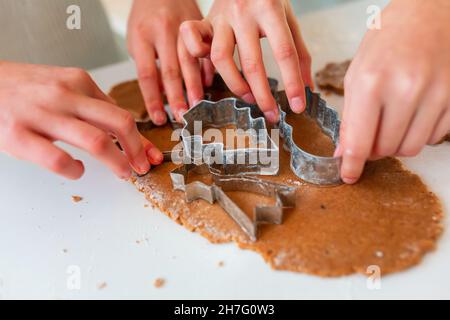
[218,261,225,267]
[144,204,149,208]
[154,278,166,288]
[62,249,68,254]
[315,60,351,95]
[71,195,83,203]
[97,282,107,290]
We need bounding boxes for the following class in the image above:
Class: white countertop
[1,0,449,299]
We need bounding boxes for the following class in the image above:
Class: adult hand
[0,62,163,180]
[337,0,450,184]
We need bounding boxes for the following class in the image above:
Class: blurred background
[102,0,358,66]
[0,0,358,70]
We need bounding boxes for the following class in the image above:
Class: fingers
[262,13,306,113]
[340,74,382,184]
[179,20,213,58]
[210,22,255,104]
[177,35,204,107]
[236,25,278,123]
[11,129,85,180]
[133,41,167,126]
[140,134,164,165]
[372,103,417,159]
[69,94,152,175]
[397,94,446,156]
[201,58,215,88]
[286,11,314,89]
[33,112,133,179]
[61,67,115,104]
[429,108,450,144]
[156,34,188,122]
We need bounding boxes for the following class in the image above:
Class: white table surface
[1,0,450,299]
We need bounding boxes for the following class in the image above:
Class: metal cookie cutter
[170,163,296,241]
[179,98,279,176]
[276,88,342,185]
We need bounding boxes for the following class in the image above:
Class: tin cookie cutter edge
[170,162,297,241]
[179,97,280,176]
[276,88,343,185]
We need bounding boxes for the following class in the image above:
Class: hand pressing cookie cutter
[170,162,296,241]
[179,98,279,176]
[137,74,279,132]
[276,88,342,185]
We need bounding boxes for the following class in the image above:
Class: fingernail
[136,160,150,175]
[343,177,357,184]
[147,147,164,164]
[152,110,167,126]
[264,110,279,123]
[290,96,305,113]
[121,169,132,180]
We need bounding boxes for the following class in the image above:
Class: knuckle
[241,58,260,75]
[156,13,174,31]
[210,47,228,64]
[284,81,303,96]
[161,66,181,82]
[87,132,111,155]
[360,71,382,93]
[136,22,149,36]
[137,66,157,82]
[232,0,248,10]
[395,74,421,99]
[46,84,70,102]
[117,111,137,136]
[65,67,90,83]
[273,43,297,61]
[178,51,194,64]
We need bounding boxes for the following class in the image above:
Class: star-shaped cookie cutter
[169,162,296,241]
[276,88,342,185]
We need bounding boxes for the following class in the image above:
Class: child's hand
[337,0,450,184]
[127,0,214,123]
[180,0,313,123]
[0,62,163,180]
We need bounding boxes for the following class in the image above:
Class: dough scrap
[315,60,351,95]
[109,80,443,277]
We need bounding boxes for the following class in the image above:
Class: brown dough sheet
[109,80,443,277]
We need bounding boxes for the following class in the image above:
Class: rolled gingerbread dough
[109,80,443,277]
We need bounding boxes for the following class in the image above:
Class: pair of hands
[180,0,450,184]
[0,0,448,183]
